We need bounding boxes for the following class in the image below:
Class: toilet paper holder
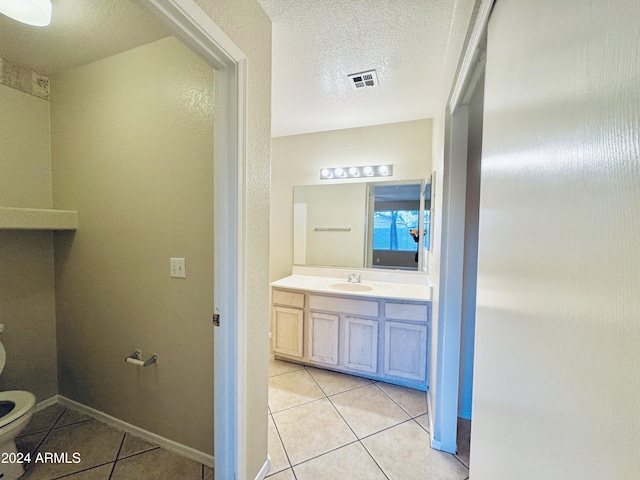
[125,349,158,367]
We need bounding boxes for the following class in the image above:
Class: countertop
[270,274,431,302]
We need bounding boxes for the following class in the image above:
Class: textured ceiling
[0,0,169,76]
[257,0,456,137]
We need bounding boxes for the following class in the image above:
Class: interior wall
[0,84,58,400]
[458,74,483,419]
[51,37,215,454]
[0,84,51,208]
[270,119,432,283]
[192,1,272,476]
[471,1,640,478]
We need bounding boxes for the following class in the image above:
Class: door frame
[432,0,493,454]
[136,1,247,478]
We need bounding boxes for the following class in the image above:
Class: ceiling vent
[348,70,378,90]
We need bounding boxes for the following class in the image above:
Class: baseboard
[35,395,58,413]
[255,455,271,480]
[57,396,214,468]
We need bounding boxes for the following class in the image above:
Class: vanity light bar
[320,164,393,180]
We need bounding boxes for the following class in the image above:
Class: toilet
[0,327,36,480]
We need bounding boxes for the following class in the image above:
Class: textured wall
[51,37,215,454]
[471,0,640,478]
[0,84,51,208]
[270,119,432,283]
[0,231,58,401]
[0,84,58,401]
[193,1,272,476]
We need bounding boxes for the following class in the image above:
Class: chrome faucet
[347,273,361,283]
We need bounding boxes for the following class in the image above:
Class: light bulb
[0,0,52,27]
[334,167,344,177]
[349,167,359,176]
[379,165,389,175]
[363,166,373,176]
[321,168,331,178]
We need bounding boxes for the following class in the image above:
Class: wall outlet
[170,258,186,278]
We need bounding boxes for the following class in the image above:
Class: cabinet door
[273,306,304,358]
[308,312,339,366]
[344,317,378,374]
[384,321,427,382]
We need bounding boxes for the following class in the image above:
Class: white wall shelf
[0,207,78,230]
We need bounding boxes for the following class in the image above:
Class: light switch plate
[170,258,186,278]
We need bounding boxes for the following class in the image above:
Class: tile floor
[267,357,470,480]
[10,363,470,480]
[13,404,214,480]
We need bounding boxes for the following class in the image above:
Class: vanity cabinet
[384,321,427,381]
[383,302,428,382]
[272,290,305,358]
[343,316,378,374]
[271,287,430,390]
[308,312,339,365]
[309,293,380,375]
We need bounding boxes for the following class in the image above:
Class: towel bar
[313,227,351,232]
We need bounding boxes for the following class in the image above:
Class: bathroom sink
[327,282,375,292]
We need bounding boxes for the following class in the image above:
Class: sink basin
[327,282,375,292]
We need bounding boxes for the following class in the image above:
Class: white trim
[135,1,248,478]
[233,56,249,480]
[427,390,441,449]
[433,0,494,455]
[254,456,271,480]
[434,106,469,454]
[34,395,58,413]
[449,0,495,110]
[57,396,214,467]
[134,0,244,67]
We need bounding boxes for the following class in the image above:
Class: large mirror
[293,179,431,271]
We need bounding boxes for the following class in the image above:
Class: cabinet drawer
[273,289,305,308]
[309,295,378,317]
[385,302,428,323]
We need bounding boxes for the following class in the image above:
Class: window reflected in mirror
[368,182,429,270]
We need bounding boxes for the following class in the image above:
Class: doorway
[136,1,247,478]
[456,58,485,467]
[431,0,493,462]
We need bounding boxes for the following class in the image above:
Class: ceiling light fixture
[320,164,393,180]
[0,0,52,27]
